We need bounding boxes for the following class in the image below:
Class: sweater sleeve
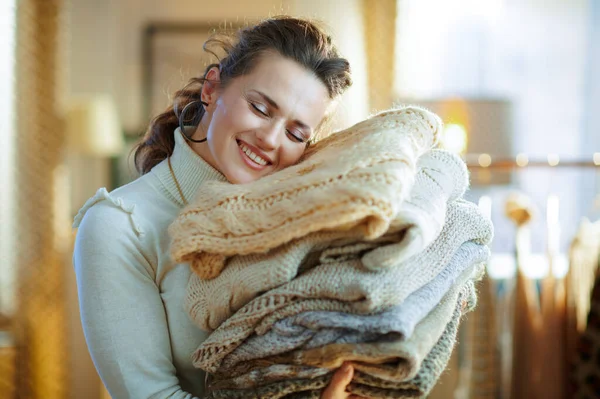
[73,199,200,399]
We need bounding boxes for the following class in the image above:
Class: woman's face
[194,52,332,184]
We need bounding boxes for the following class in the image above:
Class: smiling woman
[73,15,355,399]
[189,53,332,184]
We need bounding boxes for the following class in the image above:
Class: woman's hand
[321,363,369,399]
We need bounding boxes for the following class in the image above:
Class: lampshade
[66,95,124,156]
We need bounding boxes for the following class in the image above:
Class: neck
[151,127,228,206]
[188,121,218,171]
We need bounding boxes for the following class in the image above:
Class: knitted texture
[217,243,488,371]
[261,281,475,381]
[360,148,468,270]
[169,106,442,280]
[206,283,474,398]
[191,199,493,372]
[184,150,471,331]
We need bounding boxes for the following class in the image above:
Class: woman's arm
[73,201,199,399]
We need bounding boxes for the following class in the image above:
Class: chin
[225,170,260,184]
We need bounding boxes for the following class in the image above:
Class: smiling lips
[237,140,272,170]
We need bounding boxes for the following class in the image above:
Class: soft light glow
[552,254,569,278]
[516,153,529,167]
[546,195,560,255]
[478,153,492,167]
[521,254,549,279]
[516,226,531,257]
[488,253,568,279]
[487,253,516,279]
[441,123,468,154]
[66,95,124,156]
[0,0,16,316]
[594,152,600,166]
[478,196,492,220]
[546,195,560,226]
[547,153,560,166]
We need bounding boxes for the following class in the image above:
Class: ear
[201,66,221,105]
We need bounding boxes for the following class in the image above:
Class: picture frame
[114,22,246,187]
[141,21,243,123]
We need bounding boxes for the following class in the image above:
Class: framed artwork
[141,21,243,123]
[117,22,249,188]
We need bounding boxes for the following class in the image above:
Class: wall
[285,0,369,130]
[69,0,368,134]
[67,0,288,133]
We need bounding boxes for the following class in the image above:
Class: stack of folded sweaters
[169,106,494,399]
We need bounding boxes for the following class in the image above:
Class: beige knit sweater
[169,106,442,280]
[184,149,470,331]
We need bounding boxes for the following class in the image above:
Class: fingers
[333,362,354,387]
[321,363,354,399]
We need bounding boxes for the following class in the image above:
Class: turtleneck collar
[152,127,228,207]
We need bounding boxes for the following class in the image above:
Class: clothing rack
[464,154,600,170]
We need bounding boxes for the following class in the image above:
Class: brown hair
[133,15,352,175]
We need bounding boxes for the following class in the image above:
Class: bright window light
[0,0,17,316]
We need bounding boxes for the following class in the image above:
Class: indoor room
[1,0,599,398]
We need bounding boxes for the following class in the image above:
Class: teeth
[239,142,268,166]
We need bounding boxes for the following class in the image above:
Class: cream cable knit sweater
[169,106,442,280]
[191,199,493,373]
[184,149,469,331]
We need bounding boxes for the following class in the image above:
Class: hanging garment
[571,258,600,398]
[566,218,600,379]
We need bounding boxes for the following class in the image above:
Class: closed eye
[250,100,308,144]
[250,102,269,117]
[286,129,306,143]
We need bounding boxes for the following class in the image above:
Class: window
[393,0,595,258]
[0,0,17,316]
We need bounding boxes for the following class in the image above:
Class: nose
[255,122,281,151]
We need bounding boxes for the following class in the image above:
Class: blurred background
[1,0,599,398]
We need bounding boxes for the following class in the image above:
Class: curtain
[13,0,69,397]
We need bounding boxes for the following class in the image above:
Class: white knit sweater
[72,129,227,399]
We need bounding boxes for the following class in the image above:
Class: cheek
[209,110,237,150]
[211,101,256,142]
[278,144,307,168]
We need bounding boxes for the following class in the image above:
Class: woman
[73,16,365,398]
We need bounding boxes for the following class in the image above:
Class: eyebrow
[252,90,312,133]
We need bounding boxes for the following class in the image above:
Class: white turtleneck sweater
[73,129,228,398]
